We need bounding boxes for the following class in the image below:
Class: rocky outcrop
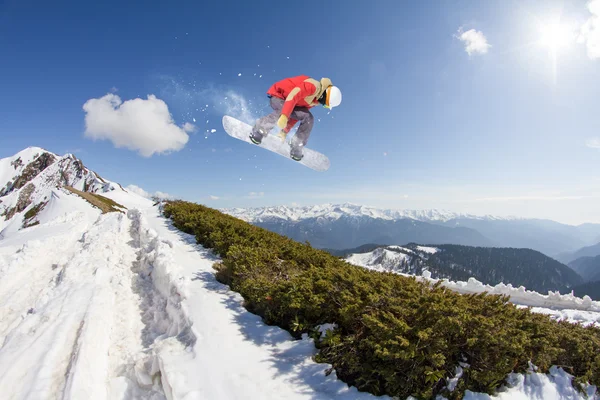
[3,183,35,220]
[13,153,56,190]
[10,157,24,169]
[1,149,122,229]
[1,153,56,197]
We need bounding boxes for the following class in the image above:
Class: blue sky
[1,0,600,224]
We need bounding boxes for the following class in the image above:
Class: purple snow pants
[253,96,315,147]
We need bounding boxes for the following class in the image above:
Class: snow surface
[0,147,598,399]
[346,248,411,273]
[0,146,48,190]
[0,195,594,400]
[416,245,439,254]
[1,188,384,399]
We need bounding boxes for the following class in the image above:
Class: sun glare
[536,19,574,84]
[538,21,571,52]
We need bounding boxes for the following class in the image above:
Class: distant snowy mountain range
[224,203,514,223]
[223,204,600,257]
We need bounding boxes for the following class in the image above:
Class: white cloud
[126,184,174,200]
[209,195,220,200]
[473,195,589,202]
[65,148,84,155]
[246,191,265,199]
[586,137,600,149]
[579,0,600,59]
[154,191,175,200]
[83,94,190,157]
[126,184,150,198]
[456,28,491,55]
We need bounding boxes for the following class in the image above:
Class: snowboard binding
[249,128,267,145]
[290,145,304,161]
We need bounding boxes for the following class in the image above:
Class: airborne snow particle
[193,118,196,122]
[211,129,217,133]
[238,73,242,76]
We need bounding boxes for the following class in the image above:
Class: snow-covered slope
[0,147,122,235]
[0,186,384,400]
[346,248,600,323]
[0,148,598,399]
[1,186,596,399]
[224,203,509,223]
[346,247,415,273]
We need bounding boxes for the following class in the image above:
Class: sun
[535,19,574,84]
[538,21,572,53]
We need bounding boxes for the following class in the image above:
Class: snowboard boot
[290,144,304,161]
[249,128,267,145]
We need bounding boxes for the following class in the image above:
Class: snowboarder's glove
[277,130,287,142]
[277,115,288,130]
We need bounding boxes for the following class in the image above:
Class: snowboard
[222,116,330,172]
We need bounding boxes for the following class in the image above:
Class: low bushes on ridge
[164,200,600,399]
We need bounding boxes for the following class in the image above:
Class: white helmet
[325,86,342,109]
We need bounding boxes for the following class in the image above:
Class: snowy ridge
[433,275,600,315]
[0,146,48,188]
[125,209,195,398]
[0,147,123,235]
[0,196,196,399]
[106,191,386,400]
[346,248,600,316]
[345,245,439,278]
[346,247,413,273]
[223,203,515,223]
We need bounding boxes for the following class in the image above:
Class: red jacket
[267,75,330,121]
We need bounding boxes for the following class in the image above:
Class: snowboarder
[249,75,342,161]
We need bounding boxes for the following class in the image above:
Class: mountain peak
[0,147,123,234]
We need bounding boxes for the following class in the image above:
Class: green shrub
[164,200,600,399]
[24,201,46,220]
